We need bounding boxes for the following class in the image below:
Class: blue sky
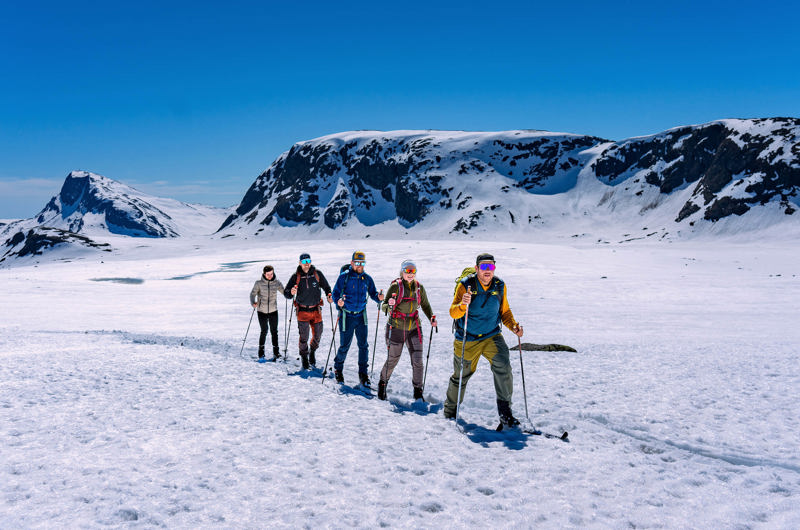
[1,0,798,218]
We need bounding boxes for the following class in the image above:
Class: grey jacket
[250,276,287,314]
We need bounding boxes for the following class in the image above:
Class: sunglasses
[353,261,366,267]
[478,262,496,271]
[402,267,416,274]
[300,259,312,264]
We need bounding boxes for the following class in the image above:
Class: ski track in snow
[2,238,800,528]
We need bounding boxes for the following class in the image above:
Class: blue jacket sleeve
[367,274,380,304]
[332,273,345,305]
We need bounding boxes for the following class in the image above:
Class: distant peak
[67,170,95,179]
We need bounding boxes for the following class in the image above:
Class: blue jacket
[332,266,381,313]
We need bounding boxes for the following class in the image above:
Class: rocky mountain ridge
[218,118,800,239]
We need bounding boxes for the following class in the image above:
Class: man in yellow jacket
[445,253,524,426]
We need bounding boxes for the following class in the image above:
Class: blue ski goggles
[300,258,312,264]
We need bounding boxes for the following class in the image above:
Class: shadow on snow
[286,367,328,380]
[388,397,443,417]
[459,420,533,450]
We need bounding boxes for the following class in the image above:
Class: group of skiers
[249,251,525,427]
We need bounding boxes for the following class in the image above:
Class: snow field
[1,238,799,527]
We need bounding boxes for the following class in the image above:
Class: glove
[430,315,437,327]
[387,294,397,307]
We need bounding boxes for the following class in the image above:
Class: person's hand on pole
[461,289,472,307]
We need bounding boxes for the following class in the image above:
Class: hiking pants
[334,310,369,376]
[443,334,512,417]
[380,324,423,388]
[257,311,279,357]
[297,310,323,357]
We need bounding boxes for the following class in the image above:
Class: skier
[331,251,384,386]
[377,260,436,401]
[284,253,333,369]
[444,253,524,427]
[250,265,289,362]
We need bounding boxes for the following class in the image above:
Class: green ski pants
[444,333,513,416]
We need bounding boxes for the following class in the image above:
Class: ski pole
[284,293,297,363]
[322,309,340,385]
[370,289,383,378]
[455,288,472,427]
[283,297,289,357]
[517,332,531,424]
[421,319,437,396]
[328,302,337,354]
[239,306,256,358]
[378,293,397,384]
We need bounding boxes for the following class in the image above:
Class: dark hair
[263,265,274,274]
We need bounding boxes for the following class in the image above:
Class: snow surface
[2,236,800,528]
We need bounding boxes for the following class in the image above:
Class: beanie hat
[476,253,495,264]
[352,251,366,261]
[400,260,417,276]
[299,253,311,261]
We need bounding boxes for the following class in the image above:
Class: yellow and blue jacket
[450,274,518,341]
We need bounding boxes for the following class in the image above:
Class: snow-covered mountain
[29,171,229,237]
[1,171,231,264]
[218,118,800,240]
[3,119,799,265]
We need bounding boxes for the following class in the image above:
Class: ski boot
[300,353,310,370]
[359,373,371,389]
[334,369,344,383]
[413,387,424,401]
[377,380,387,400]
[497,399,520,427]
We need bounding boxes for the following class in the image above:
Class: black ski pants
[257,310,280,357]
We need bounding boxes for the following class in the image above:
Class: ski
[496,423,569,442]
